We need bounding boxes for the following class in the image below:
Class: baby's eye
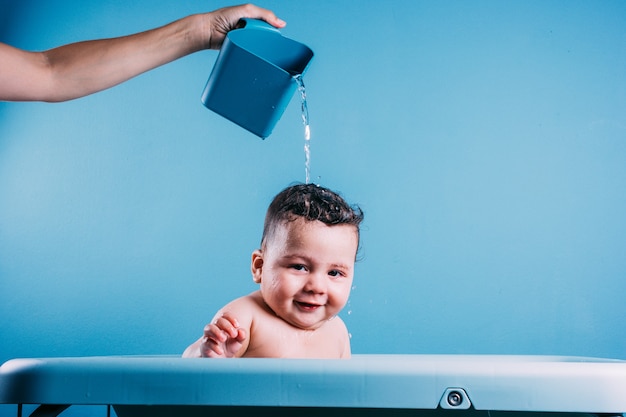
[328,270,345,278]
[290,264,307,271]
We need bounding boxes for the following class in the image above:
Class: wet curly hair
[260,183,364,250]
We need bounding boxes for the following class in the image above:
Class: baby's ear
[250,249,264,283]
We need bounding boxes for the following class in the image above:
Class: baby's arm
[183,312,248,358]
[338,318,352,359]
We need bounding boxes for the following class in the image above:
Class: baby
[183,183,363,358]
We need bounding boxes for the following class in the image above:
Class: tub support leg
[27,404,70,417]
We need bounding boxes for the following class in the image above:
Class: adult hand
[203,4,286,49]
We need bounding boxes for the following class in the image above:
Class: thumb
[235,327,247,343]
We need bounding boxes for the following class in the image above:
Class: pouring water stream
[294,75,311,184]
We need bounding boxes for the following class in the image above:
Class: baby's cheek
[337,286,354,308]
[330,291,350,309]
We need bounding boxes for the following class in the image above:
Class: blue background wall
[1,0,625,401]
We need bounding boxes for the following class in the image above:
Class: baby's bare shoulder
[323,315,350,337]
[324,317,351,358]
[213,291,265,325]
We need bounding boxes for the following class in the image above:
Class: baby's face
[254,217,358,330]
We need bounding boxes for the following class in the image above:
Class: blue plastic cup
[201,19,314,139]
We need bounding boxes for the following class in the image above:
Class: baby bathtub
[1,354,626,417]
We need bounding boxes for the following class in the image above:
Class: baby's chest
[246,325,342,358]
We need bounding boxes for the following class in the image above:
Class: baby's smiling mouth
[294,301,322,311]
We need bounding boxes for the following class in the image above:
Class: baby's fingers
[201,324,228,357]
[234,327,247,343]
[215,313,241,338]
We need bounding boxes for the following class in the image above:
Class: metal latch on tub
[439,388,472,410]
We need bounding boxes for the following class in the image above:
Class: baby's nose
[303,272,326,293]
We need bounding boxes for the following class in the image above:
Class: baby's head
[260,183,364,253]
[252,184,364,330]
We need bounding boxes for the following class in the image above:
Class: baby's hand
[200,312,247,358]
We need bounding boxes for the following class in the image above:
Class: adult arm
[0,4,285,102]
